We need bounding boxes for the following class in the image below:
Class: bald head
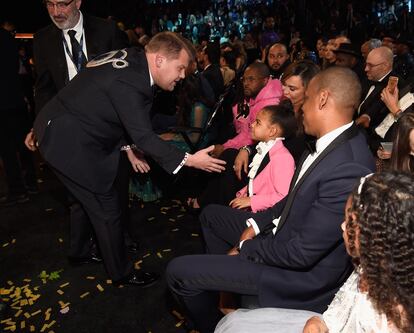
[365,46,393,81]
[315,66,361,113]
[302,67,361,137]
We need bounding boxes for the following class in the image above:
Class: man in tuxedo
[29,32,226,287]
[166,67,375,333]
[356,46,404,151]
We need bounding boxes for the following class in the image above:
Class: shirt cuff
[246,217,260,236]
[239,239,247,250]
[172,152,189,174]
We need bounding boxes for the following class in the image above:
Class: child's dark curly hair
[346,172,414,332]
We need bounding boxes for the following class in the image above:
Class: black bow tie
[368,80,384,88]
[305,139,317,154]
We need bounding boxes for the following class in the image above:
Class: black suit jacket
[359,72,404,130]
[240,125,375,312]
[33,14,128,113]
[33,49,185,194]
[202,64,224,100]
[0,28,26,111]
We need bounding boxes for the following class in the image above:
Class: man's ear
[318,89,329,110]
[155,54,164,68]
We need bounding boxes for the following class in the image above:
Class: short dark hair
[145,32,195,62]
[261,99,297,139]
[246,61,270,79]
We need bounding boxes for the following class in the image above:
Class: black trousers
[0,110,37,195]
[53,168,132,281]
[166,204,263,333]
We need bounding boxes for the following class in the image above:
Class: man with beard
[266,43,290,79]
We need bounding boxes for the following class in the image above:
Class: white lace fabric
[323,270,400,333]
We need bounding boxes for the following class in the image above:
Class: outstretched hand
[186,145,226,173]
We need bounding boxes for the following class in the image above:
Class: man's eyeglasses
[365,62,385,69]
[44,0,75,10]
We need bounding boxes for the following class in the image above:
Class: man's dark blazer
[202,63,224,101]
[359,72,404,130]
[33,48,185,194]
[239,124,375,312]
[33,14,128,113]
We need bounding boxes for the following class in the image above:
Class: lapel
[274,124,359,233]
[359,73,391,113]
[83,15,100,61]
[49,25,69,88]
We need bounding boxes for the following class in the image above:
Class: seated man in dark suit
[166,67,375,333]
[200,42,225,101]
[356,46,404,152]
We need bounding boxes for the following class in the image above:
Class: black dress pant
[0,110,37,195]
[167,204,263,333]
[53,168,132,281]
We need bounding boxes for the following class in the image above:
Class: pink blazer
[236,140,294,212]
[223,78,283,149]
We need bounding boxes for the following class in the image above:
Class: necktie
[67,30,87,70]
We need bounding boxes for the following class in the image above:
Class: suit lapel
[83,15,99,61]
[50,26,69,88]
[275,124,359,233]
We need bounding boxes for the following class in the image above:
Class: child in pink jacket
[229,102,296,212]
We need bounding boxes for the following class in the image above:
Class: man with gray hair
[360,38,382,60]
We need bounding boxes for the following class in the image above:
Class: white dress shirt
[62,12,88,81]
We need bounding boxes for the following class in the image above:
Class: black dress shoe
[0,300,9,319]
[114,271,159,288]
[68,254,103,266]
[126,241,139,253]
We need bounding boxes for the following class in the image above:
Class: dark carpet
[0,165,204,333]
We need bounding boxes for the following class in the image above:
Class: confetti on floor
[79,292,90,299]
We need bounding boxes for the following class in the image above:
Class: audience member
[229,101,296,212]
[375,84,414,164]
[167,67,375,333]
[0,27,37,206]
[219,50,236,87]
[187,62,283,210]
[265,43,290,79]
[280,60,320,162]
[334,43,365,82]
[360,38,382,60]
[356,46,404,151]
[211,62,283,158]
[215,172,414,333]
[377,112,414,172]
[200,42,225,100]
[394,38,414,80]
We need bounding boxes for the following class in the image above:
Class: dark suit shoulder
[34,23,59,41]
